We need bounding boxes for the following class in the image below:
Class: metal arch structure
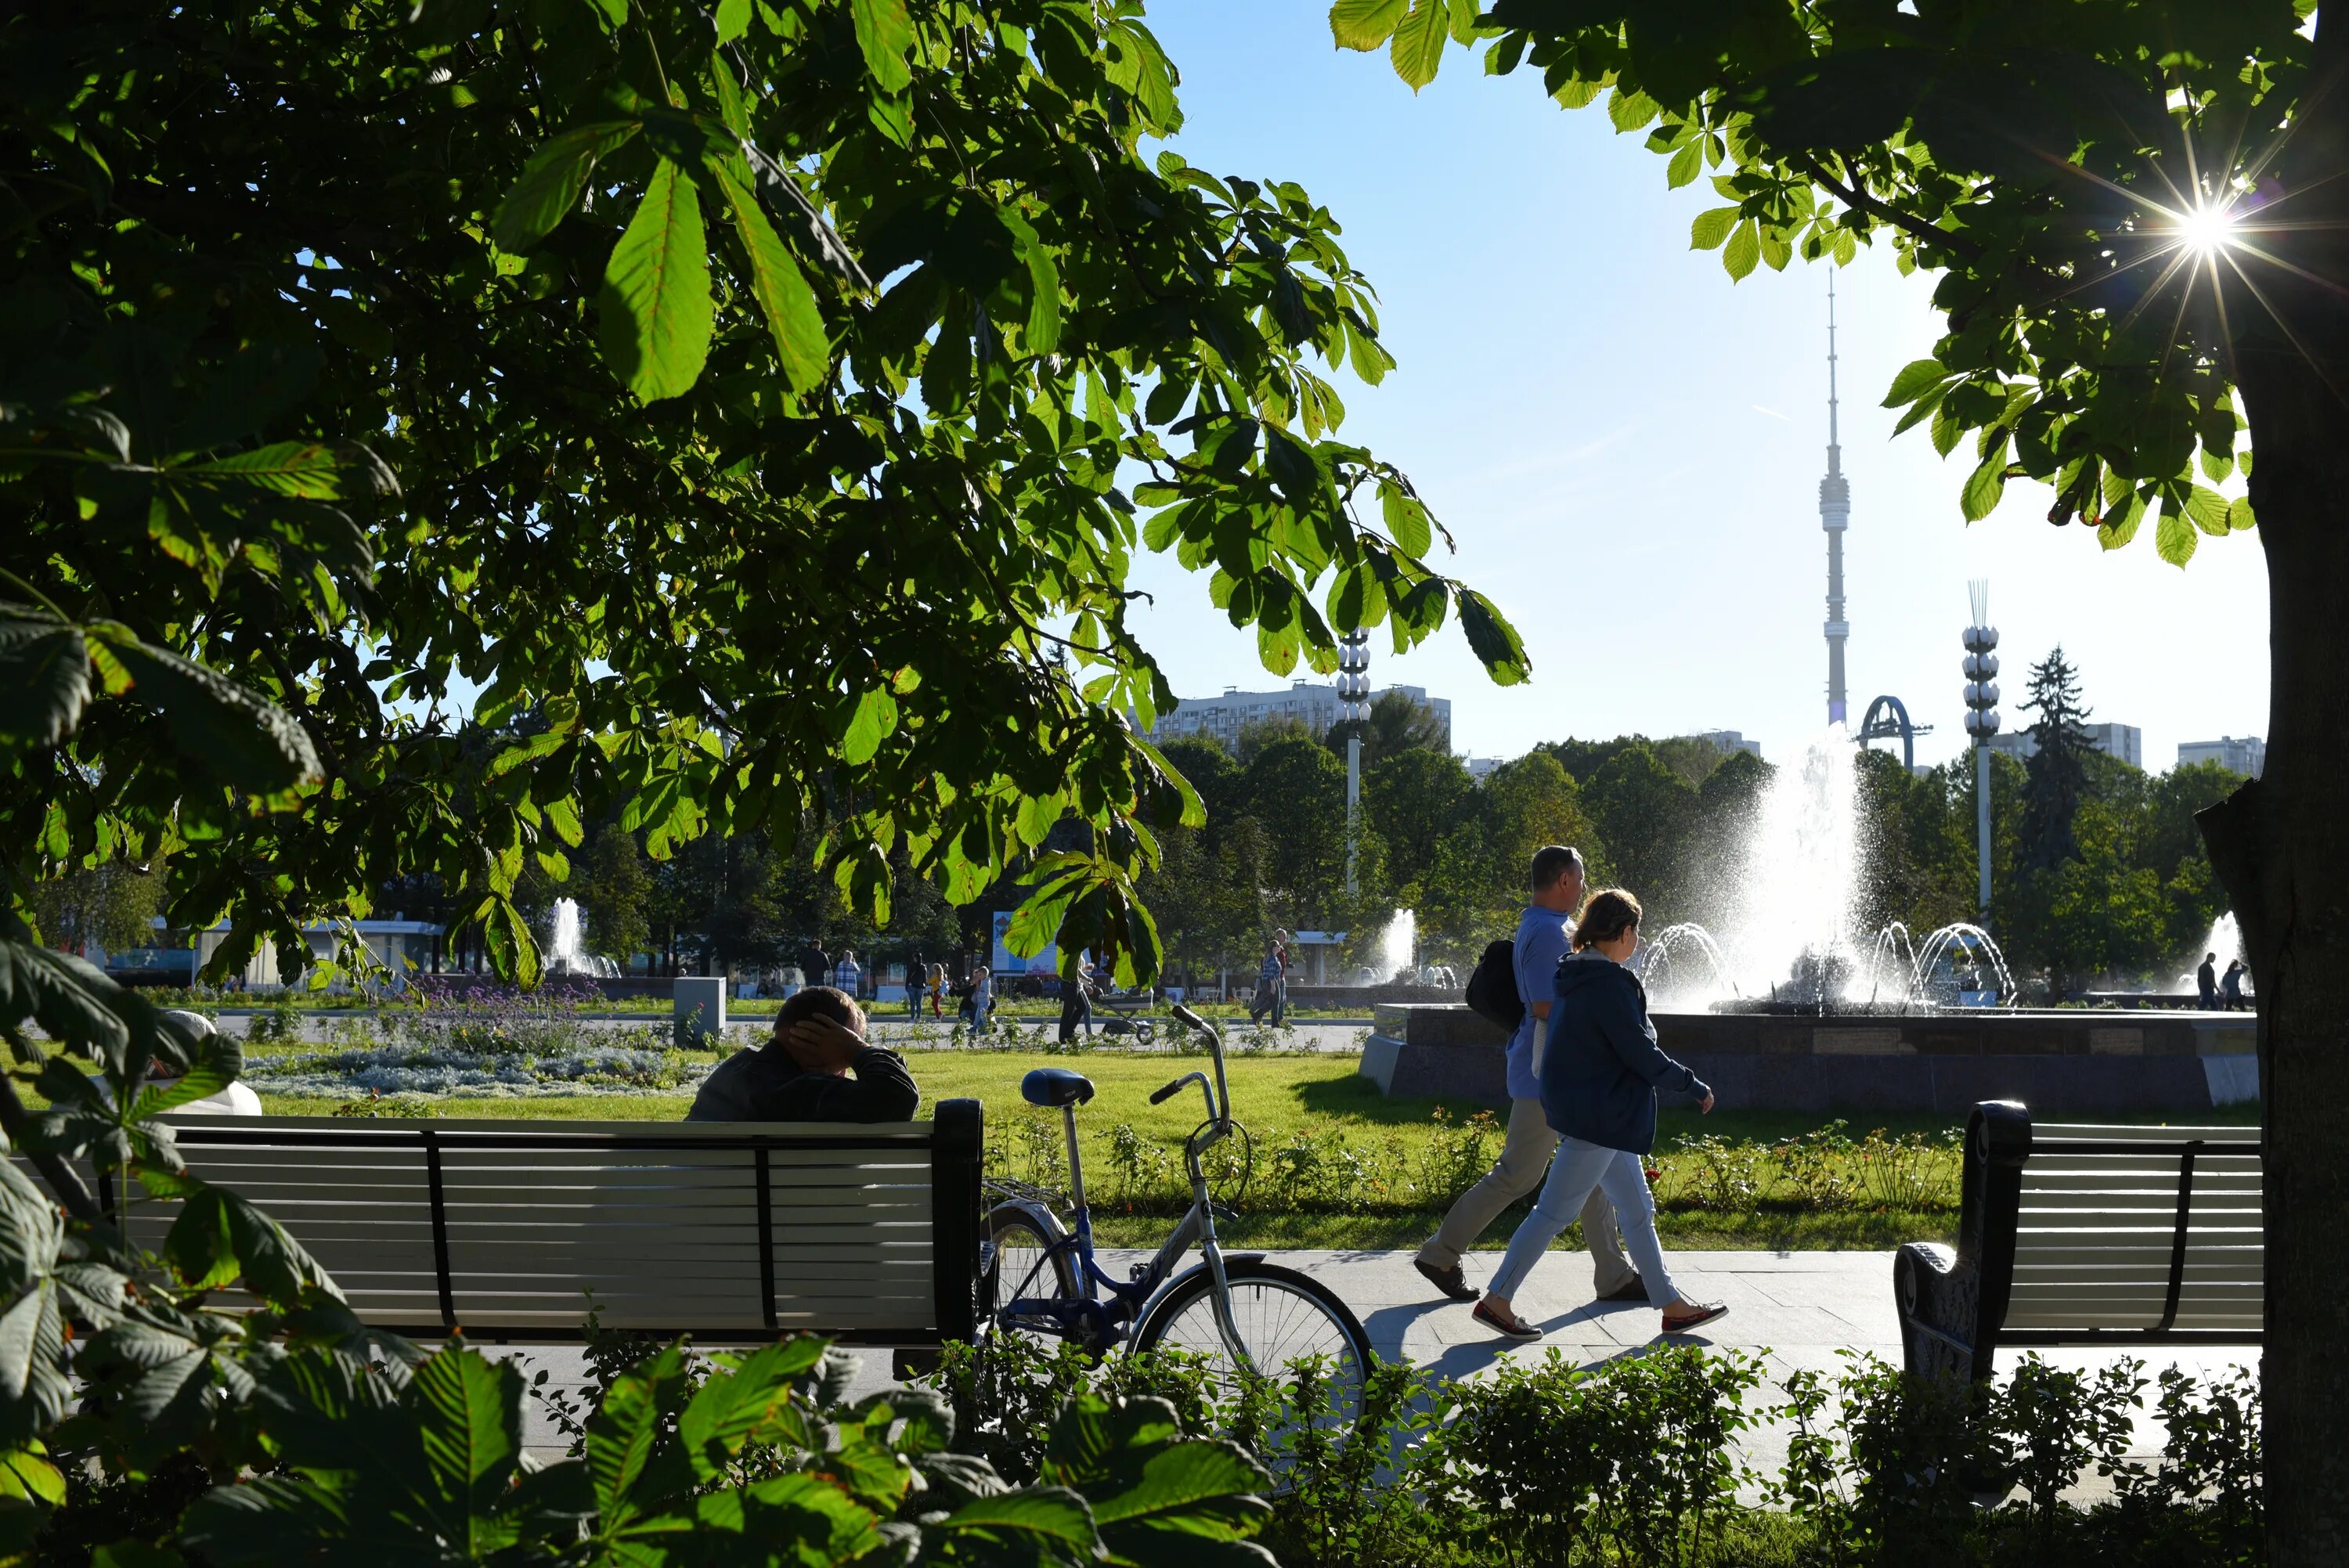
[1857,694,1934,771]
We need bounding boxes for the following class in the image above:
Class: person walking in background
[2222,958,2247,1011]
[2196,951,2220,1009]
[907,952,926,1020]
[1058,950,1096,1043]
[832,948,863,1000]
[1249,935,1288,1026]
[1474,889,1728,1340]
[1414,846,1640,1305]
[970,963,994,1033]
[928,960,947,1018]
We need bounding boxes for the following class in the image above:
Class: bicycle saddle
[1020,1068,1095,1108]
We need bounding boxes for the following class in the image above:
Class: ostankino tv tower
[1820,276,1851,726]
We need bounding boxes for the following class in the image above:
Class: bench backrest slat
[93,1105,985,1344]
[1958,1101,2262,1361]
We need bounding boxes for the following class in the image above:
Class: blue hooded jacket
[1538,950,1711,1155]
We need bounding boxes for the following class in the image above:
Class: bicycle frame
[996,1008,1255,1365]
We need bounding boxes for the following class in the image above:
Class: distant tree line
[1134,674,2241,995]
[70,679,2237,997]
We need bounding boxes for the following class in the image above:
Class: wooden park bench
[1895,1100,2262,1384]
[123,1102,984,1347]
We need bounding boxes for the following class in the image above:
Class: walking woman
[1474,889,1730,1339]
[969,964,994,1033]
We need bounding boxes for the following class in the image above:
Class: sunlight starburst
[2173,199,2240,256]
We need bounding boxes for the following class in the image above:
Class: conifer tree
[2018,647,2095,871]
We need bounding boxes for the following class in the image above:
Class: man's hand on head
[780,1013,866,1075]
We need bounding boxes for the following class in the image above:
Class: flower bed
[243,1001,711,1098]
[245,1040,707,1097]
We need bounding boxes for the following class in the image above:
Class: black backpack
[1463,938,1523,1033]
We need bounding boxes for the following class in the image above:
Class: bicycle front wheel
[1131,1260,1372,1404]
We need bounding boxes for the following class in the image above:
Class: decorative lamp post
[1961,580,2000,925]
[1337,629,1371,896]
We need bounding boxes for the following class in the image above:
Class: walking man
[1248,935,1288,1026]
[907,952,926,1019]
[2196,951,2220,1009]
[1414,845,1642,1304]
[1058,951,1095,1043]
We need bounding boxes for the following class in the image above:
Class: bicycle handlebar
[1167,1003,1232,1126]
[1149,1075,1194,1105]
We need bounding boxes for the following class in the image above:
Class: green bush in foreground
[932,1335,2264,1567]
[19,1327,1276,1567]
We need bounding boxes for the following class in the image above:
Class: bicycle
[983,1003,1373,1404]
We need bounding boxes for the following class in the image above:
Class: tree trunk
[2199,27,2349,1553]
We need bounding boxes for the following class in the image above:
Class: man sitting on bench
[687,986,922,1123]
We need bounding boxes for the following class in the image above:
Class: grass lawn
[226,1040,2253,1250]
[229,1047,1991,1251]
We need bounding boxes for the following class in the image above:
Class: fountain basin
[1357,1003,2259,1114]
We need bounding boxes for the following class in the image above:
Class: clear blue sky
[1122,5,2270,773]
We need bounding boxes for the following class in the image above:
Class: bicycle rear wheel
[985,1201,1079,1337]
[1131,1260,1372,1411]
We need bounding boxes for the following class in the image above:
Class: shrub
[1995,1354,2146,1546]
[933,1335,2266,1568]
[1771,1120,1860,1209]
[330,1090,440,1119]
[1103,1121,1179,1204]
[1853,1127,1961,1210]
[1011,1112,1069,1192]
[1416,1106,1498,1206]
[1673,1134,1764,1212]
[242,997,305,1046]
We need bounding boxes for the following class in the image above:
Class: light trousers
[1417,1098,1636,1294]
[1485,1135,1680,1307]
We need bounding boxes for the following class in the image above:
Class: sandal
[1472,1299,1542,1340]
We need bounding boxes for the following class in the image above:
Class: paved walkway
[494,1247,2261,1487]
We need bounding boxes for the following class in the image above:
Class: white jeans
[1486,1136,1680,1307]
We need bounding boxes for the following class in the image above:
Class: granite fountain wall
[1357,1003,2260,1114]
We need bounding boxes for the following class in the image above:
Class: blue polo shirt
[1505,903,1575,1101]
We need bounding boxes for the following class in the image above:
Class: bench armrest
[1895,1242,1979,1386]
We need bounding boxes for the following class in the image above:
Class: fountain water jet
[2171,910,2246,995]
[1636,924,1739,1000]
[1375,907,1417,984]
[1629,728,2017,1013]
[547,897,619,979]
